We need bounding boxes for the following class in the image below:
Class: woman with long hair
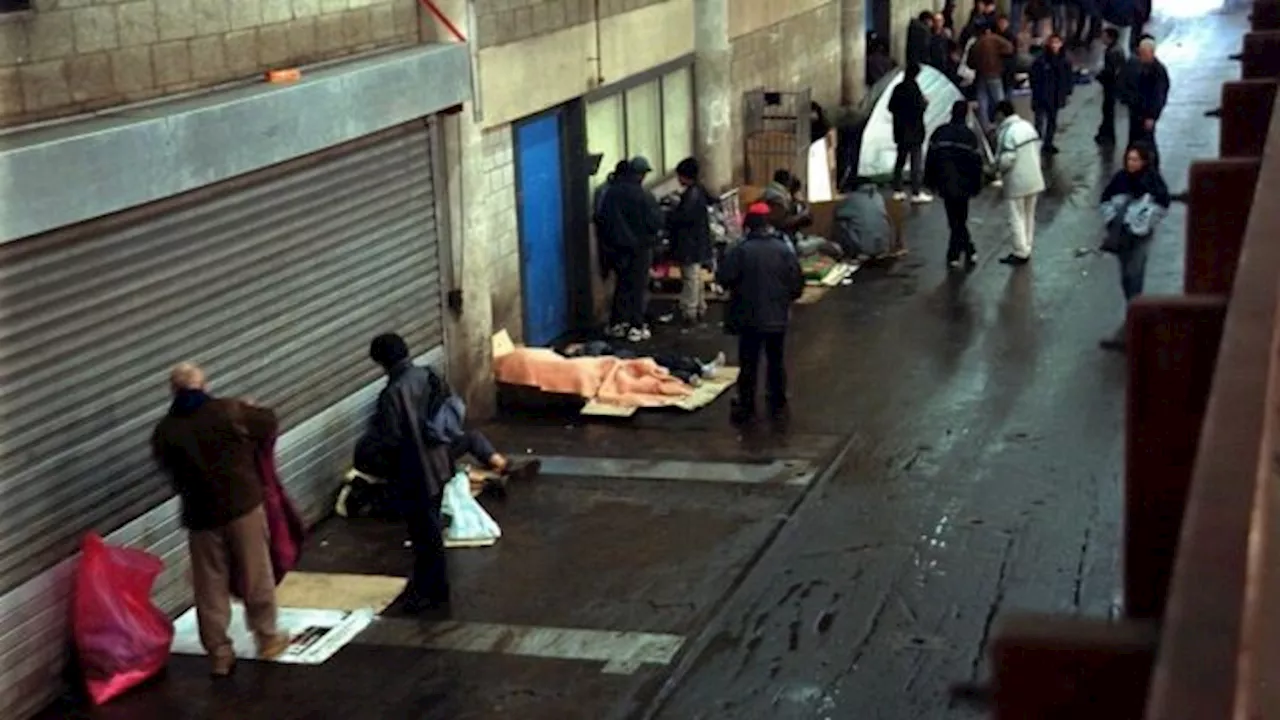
[1098,142,1171,350]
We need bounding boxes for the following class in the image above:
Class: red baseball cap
[746,201,771,216]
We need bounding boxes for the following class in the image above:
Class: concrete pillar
[432,0,497,417]
[694,0,734,192]
[841,0,868,104]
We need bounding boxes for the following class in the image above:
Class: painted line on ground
[535,455,816,486]
[355,618,685,674]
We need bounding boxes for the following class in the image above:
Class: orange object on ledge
[265,68,302,83]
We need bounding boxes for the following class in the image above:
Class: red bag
[72,534,174,706]
[231,438,305,599]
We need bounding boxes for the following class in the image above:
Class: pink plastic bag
[72,534,174,705]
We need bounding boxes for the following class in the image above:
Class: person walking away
[717,202,805,427]
[1009,0,1027,37]
[970,25,1015,131]
[1098,142,1170,350]
[1094,27,1125,144]
[667,157,714,326]
[834,176,894,261]
[1030,34,1074,154]
[888,63,933,205]
[357,334,457,613]
[907,11,934,68]
[1070,0,1101,48]
[596,156,664,342]
[992,101,1045,266]
[926,101,985,269]
[1119,37,1169,153]
[151,363,289,677]
[1049,0,1070,37]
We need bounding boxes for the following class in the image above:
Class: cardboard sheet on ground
[171,605,374,664]
[275,572,406,613]
[581,367,740,417]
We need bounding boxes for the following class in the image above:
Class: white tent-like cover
[856,64,994,179]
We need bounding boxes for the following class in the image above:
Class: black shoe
[404,593,452,617]
[1043,144,1060,155]
[999,254,1030,266]
[1099,334,1126,352]
[505,458,541,484]
[966,249,978,268]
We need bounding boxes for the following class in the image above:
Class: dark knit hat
[369,333,410,369]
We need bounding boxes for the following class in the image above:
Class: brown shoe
[256,633,291,661]
[211,654,237,678]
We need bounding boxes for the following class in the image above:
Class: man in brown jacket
[151,362,289,677]
[969,24,1015,132]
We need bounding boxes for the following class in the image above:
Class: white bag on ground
[441,471,501,546]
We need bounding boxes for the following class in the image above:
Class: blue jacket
[716,226,804,334]
[1030,51,1074,111]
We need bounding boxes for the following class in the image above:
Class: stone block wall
[478,124,523,342]
[0,0,420,126]
[472,0,666,48]
[729,1,842,182]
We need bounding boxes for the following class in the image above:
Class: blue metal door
[515,112,569,346]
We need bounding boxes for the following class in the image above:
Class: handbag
[1100,219,1138,255]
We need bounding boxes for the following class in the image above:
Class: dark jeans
[737,330,787,413]
[1118,237,1151,301]
[943,196,973,261]
[449,429,498,468]
[403,491,450,606]
[1129,116,1157,150]
[609,246,653,328]
[1098,85,1117,140]
[892,144,923,195]
[1035,107,1060,149]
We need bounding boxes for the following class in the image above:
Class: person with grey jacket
[835,177,893,260]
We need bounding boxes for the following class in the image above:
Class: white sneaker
[991,179,1004,189]
[892,191,908,201]
[606,323,628,339]
[911,192,934,204]
[626,327,645,343]
[639,325,652,340]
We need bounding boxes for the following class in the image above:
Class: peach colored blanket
[493,348,693,408]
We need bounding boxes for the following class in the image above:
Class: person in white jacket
[992,101,1046,266]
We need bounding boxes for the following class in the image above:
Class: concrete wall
[0,0,420,126]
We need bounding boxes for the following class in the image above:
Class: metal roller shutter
[0,119,445,597]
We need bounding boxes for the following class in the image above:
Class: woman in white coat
[992,101,1046,266]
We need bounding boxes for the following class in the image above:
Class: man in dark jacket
[358,334,457,614]
[596,156,664,342]
[889,63,933,204]
[906,11,934,68]
[152,363,289,677]
[667,157,713,325]
[970,24,1015,129]
[1095,27,1125,144]
[927,12,950,71]
[960,0,998,45]
[1030,33,1074,154]
[1120,37,1169,151]
[717,202,804,427]
[926,101,985,268]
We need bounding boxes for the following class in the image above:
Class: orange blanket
[493,348,693,408]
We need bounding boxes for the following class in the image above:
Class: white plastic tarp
[857,65,967,179]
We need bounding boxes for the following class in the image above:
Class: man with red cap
[716,201,805,427]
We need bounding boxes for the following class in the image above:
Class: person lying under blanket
[494,347,698,407]
[559,342,726,386]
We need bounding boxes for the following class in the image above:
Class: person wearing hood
[596,156,665,342]
[906,11,934,68]
[667,157,714,325]
[355,334,458,614]
[1029,33,1074,154]
[888,63,934,204]
[992,100,1045,266]
[717,202,805,427]
[1098,142,1171,350]
[926,101,985,268]
[151,363,290,677]
[1119,37,1170,152]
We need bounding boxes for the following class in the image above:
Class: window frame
[583,55,696,188]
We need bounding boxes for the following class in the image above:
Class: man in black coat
[926,101,985,268]
[1120,37,1169,152]
[595,156,664,342]
[716,203,804,427]
[889,62,933,204]
[358,333,456,614]
[667,157,714,325]
[906,11,934,68]
[1095,27,1126,144]
[1029,33,1074,154]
